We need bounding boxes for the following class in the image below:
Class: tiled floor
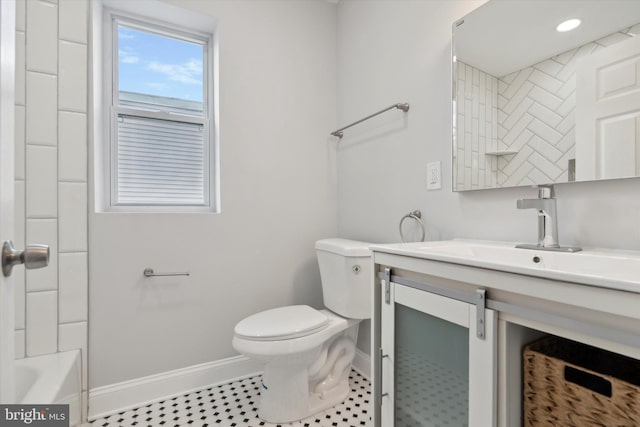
[395,346,468,427]
[91,371,371,427]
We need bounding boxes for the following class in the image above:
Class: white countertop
[370,239,640,294]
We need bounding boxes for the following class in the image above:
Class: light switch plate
[427,161,441,190]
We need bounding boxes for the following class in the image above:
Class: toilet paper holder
[143,267,190,277]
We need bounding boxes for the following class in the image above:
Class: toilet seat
[233,309,357,359]
[234,305,329,341]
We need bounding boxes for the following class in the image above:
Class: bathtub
[15,350,82,426]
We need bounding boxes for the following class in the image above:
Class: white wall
[336,0,640,353]
[88,0,640,387]
[89,0,338,388]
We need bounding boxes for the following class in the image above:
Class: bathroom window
[106,12,216,210]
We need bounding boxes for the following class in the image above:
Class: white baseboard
[89,350,372,420]
[352,348,371,380]
[88,356,262,421]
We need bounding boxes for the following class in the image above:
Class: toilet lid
[234,305,329,340]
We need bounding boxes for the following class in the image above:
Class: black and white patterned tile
[395,347,468,427]
[91,370,371,427]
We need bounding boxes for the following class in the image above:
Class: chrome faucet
[516,185,581,252]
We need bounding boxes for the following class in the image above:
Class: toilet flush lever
[2,240,49,277]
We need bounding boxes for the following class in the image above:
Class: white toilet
[232,238,371,423]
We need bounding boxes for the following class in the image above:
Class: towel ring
[399,210,426,243]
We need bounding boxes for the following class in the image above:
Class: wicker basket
[523,336,640,426]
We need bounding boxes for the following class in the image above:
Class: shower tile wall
[455,25,640,190]
[13,0,89,394]
[454,62,498,190]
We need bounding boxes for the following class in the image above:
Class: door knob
[2,240,49,277]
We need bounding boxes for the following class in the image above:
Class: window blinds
[116,114,206,205]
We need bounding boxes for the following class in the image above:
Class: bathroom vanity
[370,240,640,426]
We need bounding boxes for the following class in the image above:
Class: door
[0,0,16,403]
[576,35,640,181]
[380,281,497,427]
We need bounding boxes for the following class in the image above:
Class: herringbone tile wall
[455,23,640,191]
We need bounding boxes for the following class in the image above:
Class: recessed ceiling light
[556,19,581,32]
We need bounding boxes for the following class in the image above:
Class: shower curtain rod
[330,102,410,139]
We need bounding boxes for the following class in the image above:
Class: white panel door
[0,0,16,403]
[576,35,640,181]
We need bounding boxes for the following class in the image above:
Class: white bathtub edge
[88,355,263,420]
[15,350,82,426]
[15,350,81,404]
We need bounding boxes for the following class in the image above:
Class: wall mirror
[452,1,640,191]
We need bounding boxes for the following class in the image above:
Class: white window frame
[102,6,217,212]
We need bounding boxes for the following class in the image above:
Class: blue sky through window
[118,25,204,104]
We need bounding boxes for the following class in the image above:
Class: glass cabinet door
[381,282,496,427]
[395,304,470,425]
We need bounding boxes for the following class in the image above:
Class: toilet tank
[315,238,371,319]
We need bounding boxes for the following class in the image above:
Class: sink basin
[370,240,640,293]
